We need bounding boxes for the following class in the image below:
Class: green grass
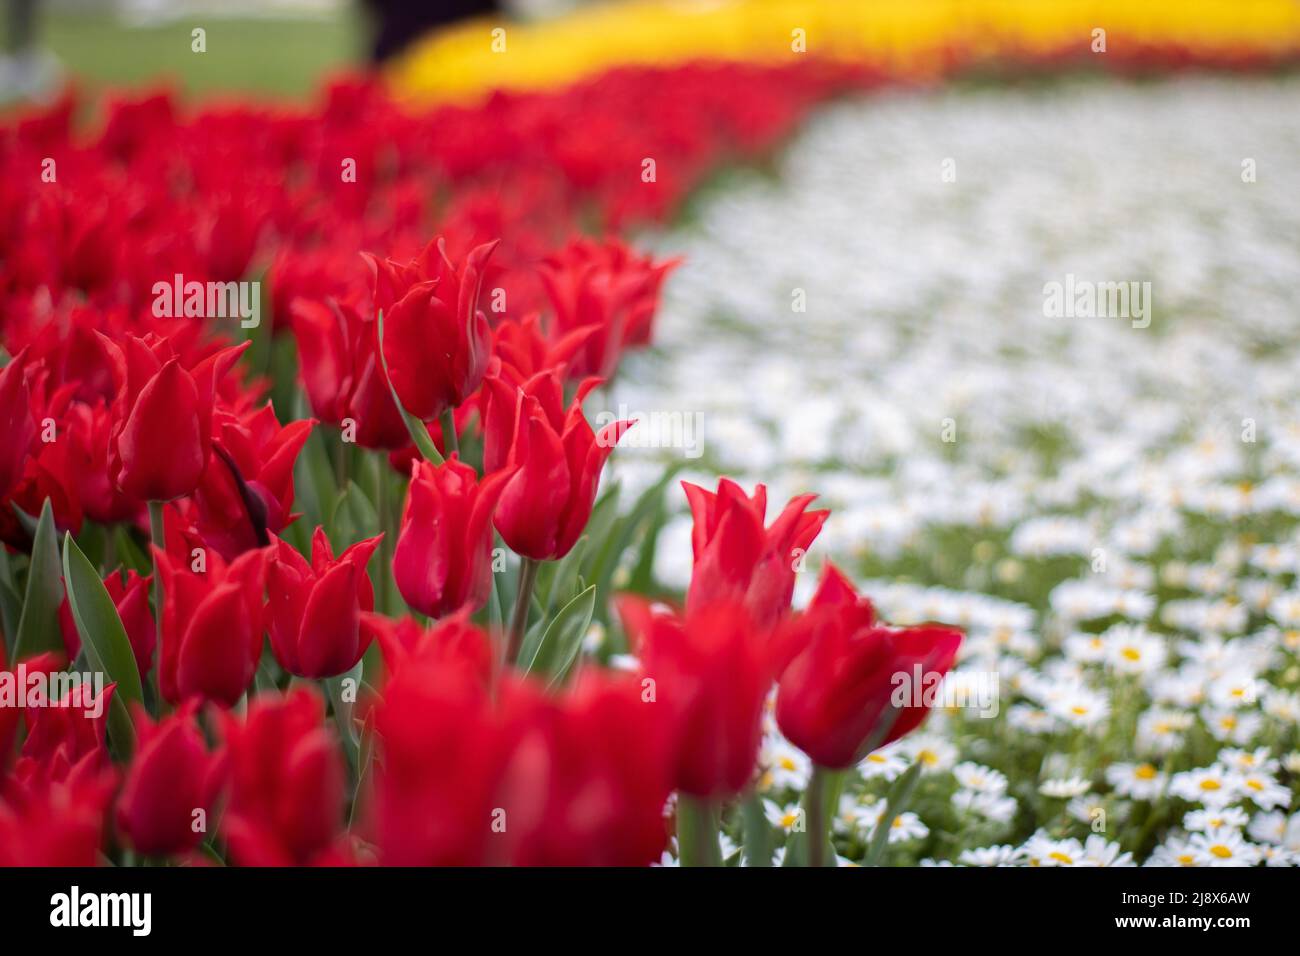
[5,10,366,100]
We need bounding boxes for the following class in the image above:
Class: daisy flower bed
[614,75,1300,866]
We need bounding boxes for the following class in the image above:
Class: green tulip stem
[147,500,166,702]
[677,795,722,867]
[506,557,540,666]
[807,765,831,868]
[440,408,459,458]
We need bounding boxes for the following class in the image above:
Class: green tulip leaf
[12,499,65,661]
[61,533,144,759]
[520,584,596,688]
[863,761,923,867]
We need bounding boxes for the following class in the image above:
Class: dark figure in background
[2,0,58,101]
[363,0,503,63]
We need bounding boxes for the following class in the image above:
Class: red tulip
[619,598,770,799]
[58,568,155,679]
[488,313,601,388]
[393,457,512,619]
[60,399,137,524]
[0,349,36,497]
[372,610,495,689]
[103,334,248,502]
[489,371,633,561]
[775,564,963,769]
[492,673,672,866]
[370,648,501,865]
[0,761,118,866]
[154,543,267,707]
[189,404,315,560]
[538,237,679,379]
[219,686,348,866]
[0,348,85,548]
[683,477,829,630]
[289,295,410,450]
[265,527,382,679]
[115,703,223,857]
[1,652,64,775]
[368,237,496,420]
[19,678,116,778]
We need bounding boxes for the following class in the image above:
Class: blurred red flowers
[620,598,770,800]
[115,703,222,857]
[220,687,349,866]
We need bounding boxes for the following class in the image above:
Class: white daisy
[1105,762,1167,800]
[1183,807,1250,832]
[952,761,1009,795]
[1186,827,1264,866]
[1039,776,1092,799]
[958,844,1025,867]
[1170,765,1245,807]
[1103,624,1166,675]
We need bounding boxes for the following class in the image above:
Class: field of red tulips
[0,58,948,867]
[5,0,1300,899]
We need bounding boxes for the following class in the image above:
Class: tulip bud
[538,237,679,379]
[190,405,315,560]
[20,678,115,774]
[116,703,222,857]
[155,543,268,707]
[393,457,512,619]
[371,610,494,688]
[371,238,496,421]
[683,478,829,630]
[490,371,632,561]
[0,763,118,866]
[492,674,673,866]
[104,335,247,503]
[266,527,382,679]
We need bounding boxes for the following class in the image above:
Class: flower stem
[374,455,394,614]
[440,408,459,458]
[147,500,165,702]
[807,765,830,868]
[506,557,540,666]
[677,796,722,867]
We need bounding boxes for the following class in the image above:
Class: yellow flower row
[387,0,1300,102]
